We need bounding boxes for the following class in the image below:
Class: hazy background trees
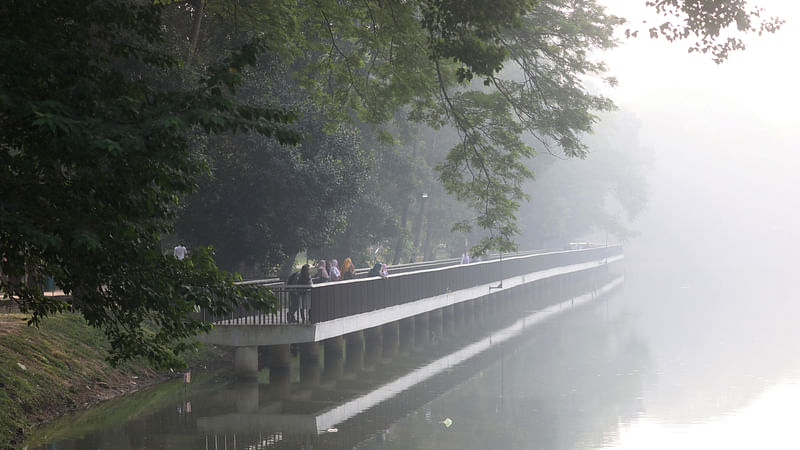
[1,0,778,365]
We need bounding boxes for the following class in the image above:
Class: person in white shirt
[173,244,187,260]
[460,252,470,265]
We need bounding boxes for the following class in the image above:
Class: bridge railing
[205,246,621,325]
[204,285,312,325]
[310,245,621,323]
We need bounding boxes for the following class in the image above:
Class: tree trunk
[392,199,410,265]
[411,196,427,261]
[342,225,353,263]
[186,0,205,67]
[423,216,434,261]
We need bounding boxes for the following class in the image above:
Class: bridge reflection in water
[28,256,630,450]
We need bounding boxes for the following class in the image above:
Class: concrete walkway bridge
[198,246,624,379]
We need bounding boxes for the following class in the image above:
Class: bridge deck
[199,247,623,347]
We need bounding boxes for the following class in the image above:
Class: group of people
[285,258,389,323]
[312,257,387,283]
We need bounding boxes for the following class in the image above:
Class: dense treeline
[0,0,780,365]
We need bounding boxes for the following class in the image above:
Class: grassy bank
[0,313,218,450]
[22,371,216,448]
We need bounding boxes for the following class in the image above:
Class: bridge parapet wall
[206,246,622,326]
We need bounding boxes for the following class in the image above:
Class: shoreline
[0,313,225,450]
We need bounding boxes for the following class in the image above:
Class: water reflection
[29,273,637,450]
[363,280,649,450]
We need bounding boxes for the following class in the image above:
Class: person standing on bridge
[297,264,313,322]
[341,258,356,280]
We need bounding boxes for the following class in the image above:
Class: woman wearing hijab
[329,259,341,281]
[316,260,329,283]
[341,258,356,280]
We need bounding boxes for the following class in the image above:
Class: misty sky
[597,1,800,278]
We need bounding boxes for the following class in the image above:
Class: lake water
[26,257,800,449]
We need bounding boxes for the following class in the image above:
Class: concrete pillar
[232,381,260,413]
[454,302,465,329]
[443,305,456,338]
[257,345,270,370]
[345,331,365,374]
[299,342,321,386]
[464,301,475,325]
[234,346,259,380]
[415,313,430,347]
[267,344,291,396]
[323,336,344,381]
[399,317,415,353]
[472,298,482,320]
[382,322,399,360]
[364,327,383,368]
[429,309,443,344]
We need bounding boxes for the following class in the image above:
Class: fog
[601,0,800,283]
[583,3,800,443]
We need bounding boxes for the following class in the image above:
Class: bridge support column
[345,331,365,374]
[476,297,487,320]
[536,279,545,306]
[364,326,383,369]
[233,381,260,413]
[429,309,443,344]
[267,344,291,396]
[500,290,510,313]
[323,336,344,381]
[442,305,454,338]
[415,312,429,347]
[454,302,465,329]
[299,342,321,386]
[481,298,492,320]
[382,322,399,360]
[463,301,474,326]
[234,346,259,380]
[493,291,504,314]
[399,317,415,353]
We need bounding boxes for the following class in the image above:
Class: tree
[640,0,784,63]
[0,0,780,366]
[220,0,617,255]
[173,50,371,276]
[0,0,297,367]
[216,0,778,256]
